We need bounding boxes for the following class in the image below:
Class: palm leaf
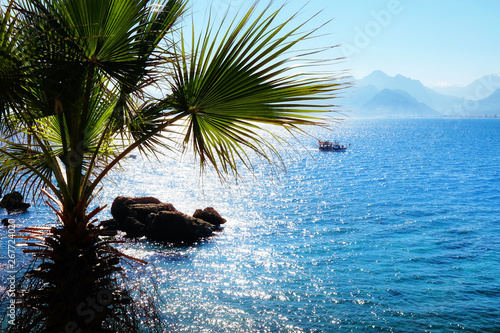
[0,141,61,201]
[4,0,186,208]
[0,0,29,129]
[163,2,342,175]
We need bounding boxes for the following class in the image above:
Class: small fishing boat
[318,140,349,151]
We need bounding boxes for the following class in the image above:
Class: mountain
[356,89,441,117]
[433,74,500,100]
[345,84,379,109]
[360,70,425,94]
[359,70,395,89]
[471,88,500,115]
[357,71,460,113]
[346,71,500,117]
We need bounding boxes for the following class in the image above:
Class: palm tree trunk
[16,216,125,332]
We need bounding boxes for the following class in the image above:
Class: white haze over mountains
[346,71,500,117]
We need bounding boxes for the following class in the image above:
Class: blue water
[2,118,500,332]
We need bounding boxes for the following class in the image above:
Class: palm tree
[1,0,342,331]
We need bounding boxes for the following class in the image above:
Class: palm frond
[0,0,28,130]
[108,0,188,129]
[0,141,60,202]
[163,2,343,175]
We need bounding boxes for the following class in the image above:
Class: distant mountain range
[358,89,440,117]
[433,74,500,100]
[346,70,500,117]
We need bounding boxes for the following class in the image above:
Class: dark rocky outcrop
[0,191,30,214]
[145,211,216,242]
[105,196,225,243]
[111,196,176,221]
[193,207,226,226]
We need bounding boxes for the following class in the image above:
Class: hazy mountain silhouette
[345,84,379,109]
[470,88,500,115]
[348,71,500,117]
[357,71,460,113]
[357,89,441,117]
[433,74,500,100]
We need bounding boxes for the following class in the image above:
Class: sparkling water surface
[2,118,499,332]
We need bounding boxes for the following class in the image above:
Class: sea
[1,118,499,332]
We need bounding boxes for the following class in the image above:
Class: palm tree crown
[0,0,342,331]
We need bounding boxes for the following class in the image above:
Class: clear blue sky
[2,0,497,87]
[190,0,500,87]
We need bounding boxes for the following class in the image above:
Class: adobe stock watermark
[340,0,409,58]
[5,218,17,327]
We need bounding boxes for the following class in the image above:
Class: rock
[99,219,118,229]
[108,196,223,243]
[111,196,164,221]
[145,211,217,243]
[127,203,177,223]
[193,207,226,226]
[0,191,30,214]
[121,217,146,238]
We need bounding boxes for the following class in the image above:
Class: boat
[318,140,349,151]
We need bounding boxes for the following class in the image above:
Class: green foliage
[0,0,343,331]
[166,2,341,175]
[1,0,342,212]
[1,0,189,215]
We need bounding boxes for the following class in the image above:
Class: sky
[190,0,500,87]
[2,0,498,87]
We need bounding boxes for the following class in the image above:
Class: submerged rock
[106,196,224,243]
[0,191,30,214]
